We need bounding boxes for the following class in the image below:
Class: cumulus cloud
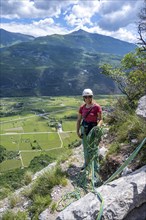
[65,1,100,26]
[0,0,144,43]
[84,23,138,43]
[1,18,68,37]
[65,14,92,27]
[33,18,54,26]
[98,0,143,31]
[1,0,74,18]
[1,0,35,19]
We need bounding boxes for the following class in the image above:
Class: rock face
[56,166,146,220]
[136,95,146,119]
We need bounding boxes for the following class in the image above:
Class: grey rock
[39,209,52,220]
[121,167,132,176]
[131,139,138,144]
[136,95,146,119]
[0,207,7,214]
[124,203,146,220]
[99,146,108,158]
[56,166,146,220]
[32,162,56,180]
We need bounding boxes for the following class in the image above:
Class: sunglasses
[83,96,92,99]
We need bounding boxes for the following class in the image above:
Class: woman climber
[76,89,103,172]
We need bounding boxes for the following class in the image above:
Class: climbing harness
[56,125,146,220]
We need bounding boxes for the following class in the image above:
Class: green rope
[96,136,146,220]
[104,137,146,185]
[94,191,104,220]
[56,124,146,220]
[84,126,104,220]
[55,126,103,212]
[56,188,81,212]
[79,126,103,190]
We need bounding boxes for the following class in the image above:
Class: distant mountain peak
[0,28,136,97]
[70,29,89,35]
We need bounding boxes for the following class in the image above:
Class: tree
[101,0,146,105]
[138,0,146,50]
[0,145,7,163]
[101,48,146,107]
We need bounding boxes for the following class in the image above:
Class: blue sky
[1,0,144,43]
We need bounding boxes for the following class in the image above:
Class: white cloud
[1,19,68,37]
[1,0,144,43]
[98,0,144,31]
[65,13,92,27]
[1,0,35,19]
[65,1,100,26]
[33,18,54,26]
[83,23,138,43]
[115,26,138,44]
[108,4,131,22]
[1,0,75,19]
[71,1,100,18]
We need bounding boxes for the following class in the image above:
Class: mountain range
[0,29,136,97]
[0,29,35,48]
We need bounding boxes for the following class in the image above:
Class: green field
[0,95,116,172]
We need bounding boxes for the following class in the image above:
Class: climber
[77,88,102,138]
[76,88,103,170]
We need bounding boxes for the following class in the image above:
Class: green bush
[29,194,51,219]
[68,140,81,148]
[28,154,54,173]
[50,202,57,213]
[116,114,146,143]
[29,166,66,198]
[60,177,68,187]
[9,195,21,208]
[0,168,25,192]
[6,151,19,160]
[27,166,66,218]
[107,97,146,144]
[0,186,12,200]
[0,146,7,163]
[107,142,121,155]
[23,170,33,185]
[2,210,28,220]
[107,97,132,128]
[103,94,146,173]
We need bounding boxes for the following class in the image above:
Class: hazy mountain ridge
[0,29,136,97]
[0,29,35,48]
[34,29,136,56]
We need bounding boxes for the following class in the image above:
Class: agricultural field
[0,95,116,172]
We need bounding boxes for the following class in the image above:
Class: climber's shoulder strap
[83,104,95,121]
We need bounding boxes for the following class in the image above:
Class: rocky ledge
[56,165,146,220]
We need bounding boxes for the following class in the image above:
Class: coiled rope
[56,126,146,220]
[56,126,103,211]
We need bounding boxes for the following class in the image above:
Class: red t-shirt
[79,103,102,123]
